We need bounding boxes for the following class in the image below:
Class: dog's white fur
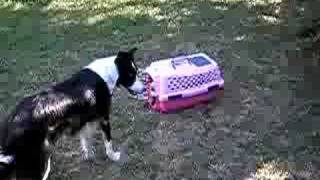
[128,62,145,93]
[104,140,120,161]
[128,78,145,94]
[84,56,119,94]
[0,154,14,165]
[42,157,51,180]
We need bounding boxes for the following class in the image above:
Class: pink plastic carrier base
[150,87,224,113]
[145,53,224,113]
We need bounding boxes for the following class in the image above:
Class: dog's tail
[0,153,15,179]
[0,113,15,179]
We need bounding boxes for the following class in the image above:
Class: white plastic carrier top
[145,53,224,101]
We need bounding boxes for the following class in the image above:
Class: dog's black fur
[0,48,141,180]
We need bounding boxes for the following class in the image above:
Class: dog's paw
[107,151,121,162]
[81,148,95,161]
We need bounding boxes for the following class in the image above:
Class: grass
[0,0,320,179]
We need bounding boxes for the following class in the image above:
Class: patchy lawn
[0,0,319,179]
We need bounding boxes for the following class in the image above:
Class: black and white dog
[0,48,145,180]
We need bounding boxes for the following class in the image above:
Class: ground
[0,0,319,179]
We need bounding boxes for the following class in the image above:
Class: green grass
[0,0,320,179]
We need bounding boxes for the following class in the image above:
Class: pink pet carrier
[145,53,224,113]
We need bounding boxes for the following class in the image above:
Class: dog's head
[114,48,145,95]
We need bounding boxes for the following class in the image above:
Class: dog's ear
[117,51,128,57]
[116,48,137,62]
[116,51,129,63]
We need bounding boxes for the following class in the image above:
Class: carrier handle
[171,56,192,69]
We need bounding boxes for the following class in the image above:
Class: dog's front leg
[79,122,97,161]
[100,119,121,162]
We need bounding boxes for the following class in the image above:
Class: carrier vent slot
[168,94,183,100]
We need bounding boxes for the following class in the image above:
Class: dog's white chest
[84,56,119,93]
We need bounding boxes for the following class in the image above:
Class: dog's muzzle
[128,79,145,95]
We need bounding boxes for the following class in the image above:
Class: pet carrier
[145,53,224,113]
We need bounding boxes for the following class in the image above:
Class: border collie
[0,48,144,180]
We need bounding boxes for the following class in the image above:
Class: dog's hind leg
[100,118,121,162]
[42,155,51,180]
[79,122,97,161]
[42,139,52,180]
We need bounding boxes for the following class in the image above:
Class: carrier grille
[167,69,221,92]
